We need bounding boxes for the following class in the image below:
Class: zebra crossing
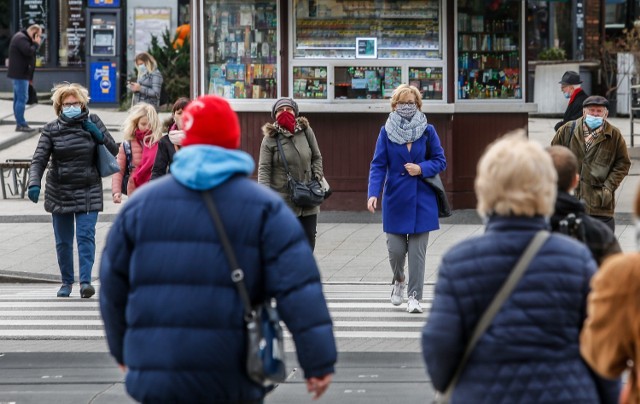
[0,283,434,342]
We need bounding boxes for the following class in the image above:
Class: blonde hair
[135,52,157,73]
[27,25,42,36]
[121,103,162,147]
[475,130,557,218]
[50,82,90,116]
[390,84,423,110]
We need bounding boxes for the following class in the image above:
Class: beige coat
[257,117,323,217]
[551,118,630,217]
[580,252,640,404]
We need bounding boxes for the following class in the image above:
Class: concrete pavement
[0,98,638,285]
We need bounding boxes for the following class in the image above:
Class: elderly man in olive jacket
[551,95,630,232]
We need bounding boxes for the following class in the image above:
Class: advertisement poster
[19,0,48,65]
[88,0,121,6]
[134,8,171,55]
[59,0,86,66]
[90,62,117,103]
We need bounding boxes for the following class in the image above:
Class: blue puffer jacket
[100,145,337,403]
[422,216,619,404]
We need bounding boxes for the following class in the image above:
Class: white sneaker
[390,280,406,306]
[407,293,423,313]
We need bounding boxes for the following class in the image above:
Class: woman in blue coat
[367,84,446,314]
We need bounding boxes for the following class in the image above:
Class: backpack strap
[123,140,133,174]
[566,120,577,148]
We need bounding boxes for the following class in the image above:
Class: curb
[0,130,40,152]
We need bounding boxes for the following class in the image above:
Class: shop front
[191,0,536,210]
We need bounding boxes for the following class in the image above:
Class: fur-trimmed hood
[261,116,310,137]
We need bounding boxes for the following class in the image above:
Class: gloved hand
[82,120,104,143]
[28,186,40,203]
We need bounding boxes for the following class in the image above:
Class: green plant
[148,29,191,111]
[538,47,566,61]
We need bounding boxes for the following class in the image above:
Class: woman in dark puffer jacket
[422,131,620,404]
[28,83,118,298]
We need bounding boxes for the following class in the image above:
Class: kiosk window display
[204,0,278,99]
[293,0,441,60]
[456,0,522,100]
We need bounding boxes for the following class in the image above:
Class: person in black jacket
[150,97,190,180]
[554,70,589,131]
[27,83,118,298]
[547,145,621,264]
[7,25,42,132]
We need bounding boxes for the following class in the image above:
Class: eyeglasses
[62,102,81,108]
[397,101,416,106]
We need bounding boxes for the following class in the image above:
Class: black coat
[550,191,622,264]
[150,135,177,180]
[7,30,38,81]
[28,111,118,214]
[554,88,589,131]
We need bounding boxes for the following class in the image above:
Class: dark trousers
[592,215,615,233]
[298,214,317,251]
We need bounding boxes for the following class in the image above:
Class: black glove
[82,120,104,143]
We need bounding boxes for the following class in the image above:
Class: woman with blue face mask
[367,84,447,314]
[27,83,118,298]
[129,52,164,110]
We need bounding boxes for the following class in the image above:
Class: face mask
[395,103,417,119]
[137,64,147,74]
[563,92,571,99]
[276,111,296,133]
[62,105,82,118]
[585,114,604,129]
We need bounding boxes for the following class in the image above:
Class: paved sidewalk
[0,98,638,284]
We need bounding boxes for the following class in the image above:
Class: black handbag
[27,83,38,105]
[202,192,286,387]
[121,140,133,195]
[275,135,324,207]
[423,134,452,218]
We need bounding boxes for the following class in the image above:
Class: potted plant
[600,22,640,116]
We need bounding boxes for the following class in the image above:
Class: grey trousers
[386,232,430,300]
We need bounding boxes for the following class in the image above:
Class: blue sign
[90,62,117,103]
[89,0,120,7]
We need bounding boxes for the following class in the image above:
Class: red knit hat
[182,95,240,149]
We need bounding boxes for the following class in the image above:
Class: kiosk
[85,5,122,106]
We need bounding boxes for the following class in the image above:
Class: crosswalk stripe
[0,284,432,341]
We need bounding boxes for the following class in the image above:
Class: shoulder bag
[275,135,324,207]
[423,133,451,218]
[201,191,286,387]
[96,145,119,178]
[121,140,133,195]
[434,230,550,404]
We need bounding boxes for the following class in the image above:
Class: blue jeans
[12,79,28,127]
[52,212,99,285]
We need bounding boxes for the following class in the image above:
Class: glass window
[204,0,278,99]
[409,67,443,100]
[457,0,522,100]
[334,66,401,99]
[293,66,327,99]
[58,0,86,67]
[19,0,48,66]
[294,0,441,60]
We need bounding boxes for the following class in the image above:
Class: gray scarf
[384,111,428,144]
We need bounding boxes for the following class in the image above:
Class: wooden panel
[236,111,528,211]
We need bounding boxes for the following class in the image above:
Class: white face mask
[137,64,147,74]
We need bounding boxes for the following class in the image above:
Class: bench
[0,159,31,199]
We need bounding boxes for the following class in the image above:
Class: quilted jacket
[422,215,620,404]
[100,145,336,403]
[28,111,118,214]
[132,69,163,109]
[552,118,630,217]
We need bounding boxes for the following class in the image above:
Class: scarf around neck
[384,111,428,144]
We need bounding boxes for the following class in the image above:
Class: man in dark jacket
[7,25,41,132]
[100,95,336,403]
[554,70,589,131]
[547,145,621,265]
[551,95,631,232]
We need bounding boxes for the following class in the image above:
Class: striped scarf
[582,122,604,152]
